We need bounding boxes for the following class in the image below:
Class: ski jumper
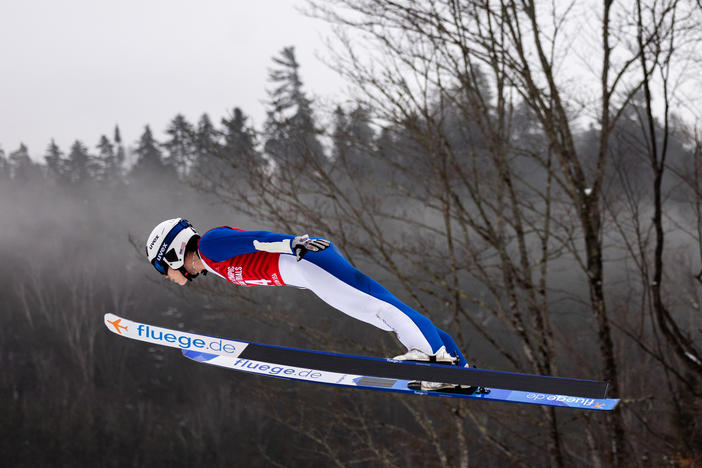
[197,226,467,366]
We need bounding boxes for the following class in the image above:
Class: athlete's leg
[279,244,465,362]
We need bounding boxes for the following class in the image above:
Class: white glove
[292,234,330,261]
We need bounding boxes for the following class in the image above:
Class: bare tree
[181,0,702,465]
[633,0,702,375]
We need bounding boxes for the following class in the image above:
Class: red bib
[199,250,285,287]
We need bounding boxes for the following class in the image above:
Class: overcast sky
[0,0,344,157]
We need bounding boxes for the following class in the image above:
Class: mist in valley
[2,3,702,465]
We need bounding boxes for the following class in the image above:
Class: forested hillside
[2,2,702,463]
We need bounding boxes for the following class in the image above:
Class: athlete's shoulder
[198,226,248,261]
[201,226,244,240]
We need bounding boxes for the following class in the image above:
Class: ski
[104,313,613,399]
[183,350,619,411]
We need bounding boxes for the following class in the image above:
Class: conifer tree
[221,107,262,175]
[9,143,40,182]
[163,114,195,179]
[131,125,169,180]
[0,146,8,181]
[190,113,220,180]
[66,140,93,185]
[331,106,349,162]
[263,46,325,170]
[96,135,122,185]
[114,126,126,172]
[331,105,375,177]
[44,139,67,184]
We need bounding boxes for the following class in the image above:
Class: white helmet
[145,218,199,278]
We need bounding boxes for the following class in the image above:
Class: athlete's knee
[408,310,439,332]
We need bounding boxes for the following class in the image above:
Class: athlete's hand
[292,235,330,261]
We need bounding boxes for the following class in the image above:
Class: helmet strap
[179,266,198,281]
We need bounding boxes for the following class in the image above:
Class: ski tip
[104,314,129,336]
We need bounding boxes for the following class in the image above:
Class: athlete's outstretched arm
[199,227,329,261]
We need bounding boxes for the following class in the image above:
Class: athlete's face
[166,267,188,286]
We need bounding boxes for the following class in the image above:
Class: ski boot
[392,346,457,365]
[406,363,485,394]
[393,347,480,393]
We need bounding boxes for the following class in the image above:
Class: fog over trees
[2,1,702,466]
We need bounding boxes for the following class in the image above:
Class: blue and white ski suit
[197,226,467,366]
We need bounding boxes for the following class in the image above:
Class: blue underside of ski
[182,350,618,411]
[104,313,619,410]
